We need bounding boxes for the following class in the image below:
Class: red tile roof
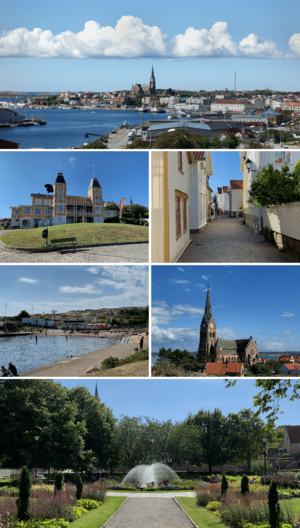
[192,151,205,159]
[286,426,300,443]
[222,186,229,193]
[230,180,243,190]
[213,100,252,105]
[282,363,300,371]
[204,362,243,375]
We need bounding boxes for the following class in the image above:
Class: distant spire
[95,383,99,398]
[130,196,133,205]
[204,283,212,318]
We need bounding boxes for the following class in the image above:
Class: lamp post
[34,436,40,478]
[246,158,252,172]
[43,184,53,246]
[263,438,268,475]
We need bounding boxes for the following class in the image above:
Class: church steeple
[149,65,156,95]
[199,284,217,357]
[203,284,212,324]
[95,383,99,398]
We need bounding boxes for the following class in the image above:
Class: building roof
[192,151,205,159]
[212,100,252,105]
[88,177,101,190]
[203,285,212,325]
[204,362,243,375]
[285,426,300,443]
[282,363,300,371]
[219,338,252,355]
[55,172,66,184]
[222,186,229,193]
[230,180,243,190]
[30,194,49,198]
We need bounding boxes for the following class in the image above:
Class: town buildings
[198,285,260,365]
[10,172,118,229]
[282,426,300,455]
[228,180,243,217]
[131,66,156,97]
[151,151,213,262]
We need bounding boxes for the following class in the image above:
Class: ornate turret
[198,284,217,358]
[53,172,67,223]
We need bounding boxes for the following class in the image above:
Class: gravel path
[179,216,294,263]
[104,497,194,527]
[0,237,148,263]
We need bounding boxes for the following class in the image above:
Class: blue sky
[152,265,300,353]
[57,378,300,426]
[0,151,148,218]
[210,152,241,194]
[1,0,299,91]
[0,265,148,316]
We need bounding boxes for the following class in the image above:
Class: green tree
[81,141,107,149]
[241,473,249,495]
[16,310,30,322]
[116,415,147,467]
[186,408,229,474]
[75,473,83,500]
[54,471,64,492]
[248,164,300,207]
[268,480,280,528]
[127,139,151,149]
[251,458,273,476]
[153,130,196,149]
[222,134,239,149]
[17,466,32,521]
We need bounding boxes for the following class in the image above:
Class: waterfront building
[10,173,118,229]
[211,99,254,113]
[0,108,25,124]
[198,285,260,365]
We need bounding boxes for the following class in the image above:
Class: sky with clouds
[0,151,148,218]
[152,265,300,353]
[58,378,300,426]
[1,0,299,91]
[0,265,148,316]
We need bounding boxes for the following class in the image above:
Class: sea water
[0,335,119,373]
[0,108,174,149]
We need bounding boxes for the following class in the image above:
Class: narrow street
[179,216,294,263]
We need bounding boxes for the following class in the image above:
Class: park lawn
[85,360,149,377]
[71,497,126,528]
[177,498,228,528]
[280,497,300,516]
[1,224,148,249]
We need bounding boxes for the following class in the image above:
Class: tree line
[0,380,280,474]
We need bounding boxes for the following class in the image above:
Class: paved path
[0,236,148,263]
[104,497,194,527]
[179,216,294,263]
[20,342,146,377]
[107,492,194,497]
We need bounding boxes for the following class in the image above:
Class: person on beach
[140,336,144,351]
[8,362,18,376]
[1,366,10,377]
[35,336,38,343]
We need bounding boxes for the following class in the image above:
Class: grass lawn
[71,497,126,528]
[1,224,148,249]
[84,360,149,377]
[177,498,228,528]
[280,497,300,516]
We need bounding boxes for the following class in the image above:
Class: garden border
[102,497,128,527]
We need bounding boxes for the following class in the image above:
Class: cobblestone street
[179,216,294,263]
[105,498,194,527]
[0,238,148,263]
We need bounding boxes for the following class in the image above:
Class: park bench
[50,237,76,250]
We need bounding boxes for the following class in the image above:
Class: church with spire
[10,170,118,229]
[198,285,260,365]
[131,66,156,96]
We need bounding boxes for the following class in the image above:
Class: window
[183,198,187,232]
[44,207,52,215]
[57,205,64,213]
[44,199,51,205]
[14,209,19,216]
[95,206,101,214]
[23,207,31,215]
[34,207,41,215]
[94,195,100,202]
[176,196,181,237]
[178,151,183,172]
[57,192,64,200]
[35,198,42,205]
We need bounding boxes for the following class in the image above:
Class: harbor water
[0,335,120,373]
[0,108,173,149]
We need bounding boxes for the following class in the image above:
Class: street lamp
[262,438,268,475]
[246,159,252,172]
[34,436,40,478]
[43,184,53,246]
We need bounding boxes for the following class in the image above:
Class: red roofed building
[204,362,244,376]
[228,179,243,217]
[282,426,300,455]
[280,363,300,376]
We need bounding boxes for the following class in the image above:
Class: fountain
[121,462,181,488]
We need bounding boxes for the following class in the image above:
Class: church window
[176,196,181,238]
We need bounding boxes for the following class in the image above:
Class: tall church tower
[198,285,217,359]
[53,172,67,225]
[88,165,104,223]
[149,66,156,96]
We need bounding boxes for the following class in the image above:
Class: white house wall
[151,152,165,262]
[168,153,190,263]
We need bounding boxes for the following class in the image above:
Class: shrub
[221,473,229,495]
[269,480,280,528]
[17,466,32,521]
[262,475,300,489]
[220,491,269,526]
[241,474,250,495]
[54,472,64,494]
[75,474,83,501]
[194,482,221,507]
[28,490,76,521]
[206,501,221,511]
[71,505,88,519]
[0,493,17,519]
[81,480,107,502]
[77,499,102,510]
[19,520,69,528]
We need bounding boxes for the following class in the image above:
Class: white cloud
[170,279,189,284]
[281,312,295,317]
[202,275,210,281]
[69,157,76,164]
[289,33,300,56]
[283,330,293,334]
[19,278,38,284]
[177,267,185,272]
[87,267,100,275]
[0,18,290,60]
[173,304,204,315]
[152,325,199,344]
[218,327,237,339]
[59,284,102,294]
